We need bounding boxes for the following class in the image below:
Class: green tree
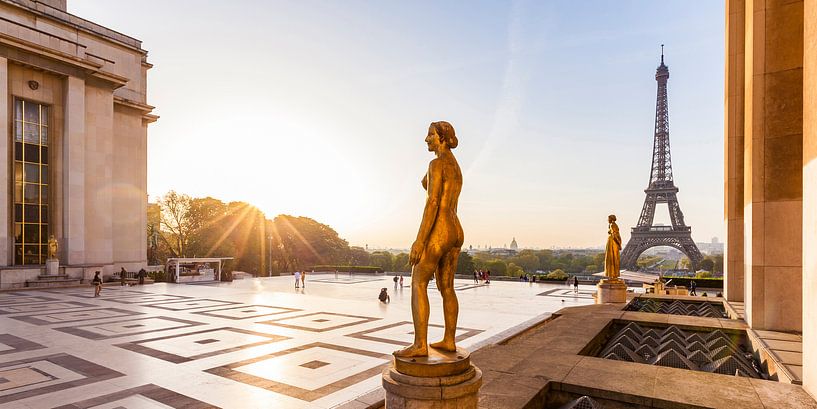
[393,253,410,272]
[506,262,523,277]
[700,258,715,272]
[456,252,475,274]
[157,191,193,257]
[486,259,507,276]
[370,251,394,271]
[546,269,568,280]
[508,253,539,272]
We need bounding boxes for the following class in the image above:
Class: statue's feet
[430,339,456,352]
[393,343,428,358]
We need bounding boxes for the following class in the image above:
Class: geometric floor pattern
[0,275,594,408]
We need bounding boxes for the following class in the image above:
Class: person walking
[473,269,479,284]
[573,276,579,294]
[690,280,697,296]
[294,271,301,288]
[137,268,146,285]
[301,271,307,288]
[119,267,127,286]
[399,275,404,288]
[92,271,103,297]
[485,270,491,284]
[393,275,399,289]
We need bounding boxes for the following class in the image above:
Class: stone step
[37,274,69,280]
[25,278,82,288]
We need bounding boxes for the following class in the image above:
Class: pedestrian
[119,267,127,286]
[138,268,146,285]
[294,271,301,288]
[393,275,399,289]
[485,270,491,284]
[301,270,306,288]
[573,276,579,294]
[91,271,102,297]
[378,287,390,303]
[399,275,404,288]
[473,269,479,284]
[690,279,697,296]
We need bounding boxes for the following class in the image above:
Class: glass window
[23,123,38,144]
[13,99,49,265]
[24,102,38,123]
[24,144,39,163]
[24,163,38,183]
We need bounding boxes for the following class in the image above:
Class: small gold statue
[394,121,464,358]
[605,215,621,280]
[47,235,58,260]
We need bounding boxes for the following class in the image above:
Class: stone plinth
[383,347,482,408]
[596,279,627,303]
[45,259,59,276]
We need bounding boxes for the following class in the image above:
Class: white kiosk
[165,257,233,283]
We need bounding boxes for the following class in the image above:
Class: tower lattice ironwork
[620,49,703,271]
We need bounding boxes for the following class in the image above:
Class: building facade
[724,0,816,398]
[0,0,154,288]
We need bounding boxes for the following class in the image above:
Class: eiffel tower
[620,48,703,271]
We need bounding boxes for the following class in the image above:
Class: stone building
[0,0,155,288]
[724,0,816,399]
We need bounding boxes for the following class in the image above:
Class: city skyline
[71,1,724,249]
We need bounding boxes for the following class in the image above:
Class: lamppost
[267,235,273,277]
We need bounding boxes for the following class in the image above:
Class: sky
[71,1,725,250]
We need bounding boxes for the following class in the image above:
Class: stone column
[742,0,803,332]
[802,0,817,399]
[724,0,745,302]
[64,76,85,265]
[0,57,8,266]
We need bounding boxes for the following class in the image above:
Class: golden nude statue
[47,235,58,260]
[394,121,464,358]
[604,215,621,280]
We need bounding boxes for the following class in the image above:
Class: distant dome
[510,237,518,250]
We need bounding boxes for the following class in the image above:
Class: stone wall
[802,0,817,400]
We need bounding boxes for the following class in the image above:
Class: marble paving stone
[538,288,596,300]
[142,299,241,311]
[206,342,389,402]
[55,316,206,340]
[10,308,144,326]
[0,301,96,315]
[0,353,123,404]
[193,304,301,320]
[309,277,385,285]
[115,327,289,363]
[61,290,154,299]
[0,334,46,355]
[0,295,60,305]
[258,312,381,332]
[346,321,483,346]
[52,383,220,409]
[106,294,193,304]
[0,277,595,408]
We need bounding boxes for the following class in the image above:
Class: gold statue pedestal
[45,258,59,276]
[383,347,482,408]
[596,278,627,303]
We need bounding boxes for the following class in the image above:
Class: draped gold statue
[605,215,622,280]
[394,121,464,358]
[47,235,58,260]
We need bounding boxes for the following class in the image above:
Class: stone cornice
[0,32,128,88]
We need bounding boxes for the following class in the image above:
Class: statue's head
[608,214,616,223]
[426,121,458,152]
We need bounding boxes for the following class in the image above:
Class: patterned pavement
[0,275,594,408]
